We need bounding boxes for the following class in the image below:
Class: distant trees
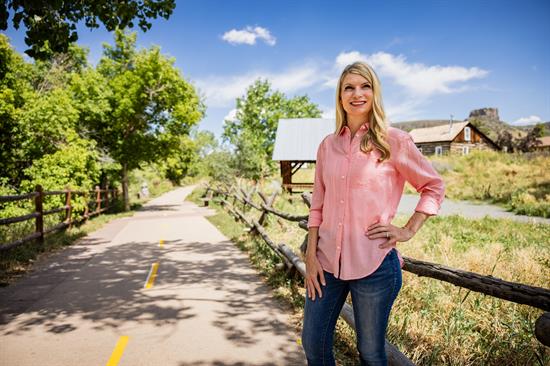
[73,29,204,210]
[223,79,321,180]
[1,0,175,59]
[497,124,544,153]
[515,124,544,152]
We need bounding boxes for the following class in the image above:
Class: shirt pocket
[351,154,395,189]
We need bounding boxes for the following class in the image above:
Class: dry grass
[431,150,550,217]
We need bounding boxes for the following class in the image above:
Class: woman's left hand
[366,222,415,249]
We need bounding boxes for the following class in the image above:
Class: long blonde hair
[335,62,391,161]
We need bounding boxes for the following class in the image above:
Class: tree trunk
[122,163,130,211]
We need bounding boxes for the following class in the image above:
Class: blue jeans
[301,249,402,366]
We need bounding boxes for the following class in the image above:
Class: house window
[462,146,470,155]
[418,146,423,153]
[435,146,443,156]
[464,127,471,142]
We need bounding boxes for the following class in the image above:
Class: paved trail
[398,194,550,225]
[0,186,305,366]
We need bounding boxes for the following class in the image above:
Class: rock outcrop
[468,108,500,121]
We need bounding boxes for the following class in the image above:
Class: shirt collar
[338,122,370,136]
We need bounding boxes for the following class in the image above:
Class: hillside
[391,119,451,132]
[516,121,550,136]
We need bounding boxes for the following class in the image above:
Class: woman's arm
[305,139,327,300]
[367,133,444,247]
[305,227,325,299]
[367,211,430,248]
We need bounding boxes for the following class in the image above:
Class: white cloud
[511,115,542,126]
[385,99,426,122]
[375,53,486,96]
[223,108,238,122]
[195,64,319,108]
[222,26,276,46]
[327,51,489,121]
[335,51,366,70]
[196,50,490,127]
[332,51,488,97]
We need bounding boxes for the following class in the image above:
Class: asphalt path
[0,186,305,366]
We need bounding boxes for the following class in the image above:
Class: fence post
[95,186,101,214]
[83,191,89,222]
[35,185,44,244]
[258,191,278,227]
[105,186,109,211]
[65,188,72,229]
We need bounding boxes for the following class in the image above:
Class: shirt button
[341,175,345,179]
[340,200,344,204]
[338,222,342,226]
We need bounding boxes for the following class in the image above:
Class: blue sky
[3,0,549,139]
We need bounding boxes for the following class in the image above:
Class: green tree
[31,44,90,93]
[79,29,204,210]
[21,132,100,192]
[222,79,321,179]
[0,34,108,201]
[516,124,544,152]
[0,34,34,186]
[496,129,515,153]
[162,135,198,184]
[1,0,175,59]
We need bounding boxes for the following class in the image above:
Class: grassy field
[430,150,550,218]
[293,150,550,218]
[189,182,549,365]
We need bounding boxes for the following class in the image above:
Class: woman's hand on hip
[366,222,415,249]
[305,255,326,301]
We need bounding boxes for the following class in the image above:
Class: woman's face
[340,72,373,120]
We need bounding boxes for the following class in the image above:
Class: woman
[301,61,445,365]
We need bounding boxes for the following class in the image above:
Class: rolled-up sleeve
[394,134,445,216]
[308,139,326,228]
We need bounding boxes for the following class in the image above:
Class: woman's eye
[344,86,353,90]
[363,84,371,89]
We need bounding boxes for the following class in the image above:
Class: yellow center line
[144,262,159,289]
[106,336,129,366]
[159,239,164,248]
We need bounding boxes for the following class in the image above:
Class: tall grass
[431,150,550,218]
[190,183,549,365]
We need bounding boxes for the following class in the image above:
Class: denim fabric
[301,249,402,366]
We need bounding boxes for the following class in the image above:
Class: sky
[3,0,550,139]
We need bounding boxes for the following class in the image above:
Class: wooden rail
[0,185,119,251]
[203,183,550,361]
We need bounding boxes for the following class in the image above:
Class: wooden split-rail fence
[202,183,550,366]
[0,185,119,252]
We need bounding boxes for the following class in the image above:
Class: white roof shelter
[272,118,335,161]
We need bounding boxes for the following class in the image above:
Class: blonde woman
[302,62,445,365]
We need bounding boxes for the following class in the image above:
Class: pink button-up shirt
[307,123,445,280]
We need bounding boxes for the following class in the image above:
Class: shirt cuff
[415,196,441,216]
[307,212,322,228]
